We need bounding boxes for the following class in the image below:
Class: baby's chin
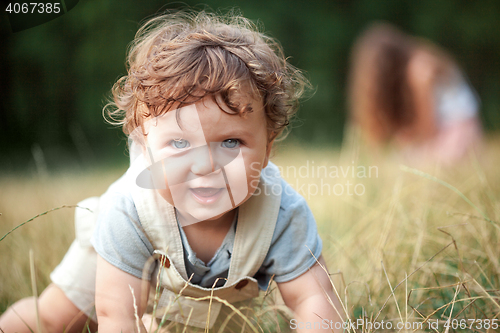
[176,207,234,227]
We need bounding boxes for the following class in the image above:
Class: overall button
[235,279,248,290]
[160,255,170,268]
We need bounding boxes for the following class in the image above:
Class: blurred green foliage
[1,0,499,170]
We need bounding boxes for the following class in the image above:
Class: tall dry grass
[0,167,126,310]
[1,136,499,332]
[273,135,500,331]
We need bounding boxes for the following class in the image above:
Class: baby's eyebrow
[218,128,253,138]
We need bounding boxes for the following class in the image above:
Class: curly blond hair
[105,9,310,141]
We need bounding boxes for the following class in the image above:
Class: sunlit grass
[1,136,500,332]
[0,167,126,310]
[273,135,500,332]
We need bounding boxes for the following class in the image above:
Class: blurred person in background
[347,22,482,165]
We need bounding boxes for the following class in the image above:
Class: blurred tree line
[1,0,499,171]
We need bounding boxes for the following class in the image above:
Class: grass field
[1,136,499,332]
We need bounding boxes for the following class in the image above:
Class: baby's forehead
[139,95,264,130]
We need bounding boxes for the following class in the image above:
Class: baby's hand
[278,256,344,332]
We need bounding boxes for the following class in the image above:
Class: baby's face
[135,96,271,226]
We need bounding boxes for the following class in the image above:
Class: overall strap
[227,164,282,284]
[128,155,189,280]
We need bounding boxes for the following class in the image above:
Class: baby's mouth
[190,187,224,204]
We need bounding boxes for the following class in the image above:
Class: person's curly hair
[348,23,454,143]
[105,9,310,142]
[348,23,416,143]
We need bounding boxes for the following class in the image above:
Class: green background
[1,0,499,171]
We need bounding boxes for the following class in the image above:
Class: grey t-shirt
[91,162,323,290]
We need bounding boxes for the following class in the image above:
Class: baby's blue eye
[221,139,240,149]
[172,139,190,149]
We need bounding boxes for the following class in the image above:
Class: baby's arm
[278,256,344,333]
[95,255,149,333]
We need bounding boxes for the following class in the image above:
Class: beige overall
[131,155,282,329]
[51,154,283,331]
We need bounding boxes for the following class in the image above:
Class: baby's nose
[190,145,214,175]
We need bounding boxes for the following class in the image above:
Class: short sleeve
[90,188,155,280]
[255,179,323,289]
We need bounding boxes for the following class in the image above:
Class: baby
[0,10,344,333]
